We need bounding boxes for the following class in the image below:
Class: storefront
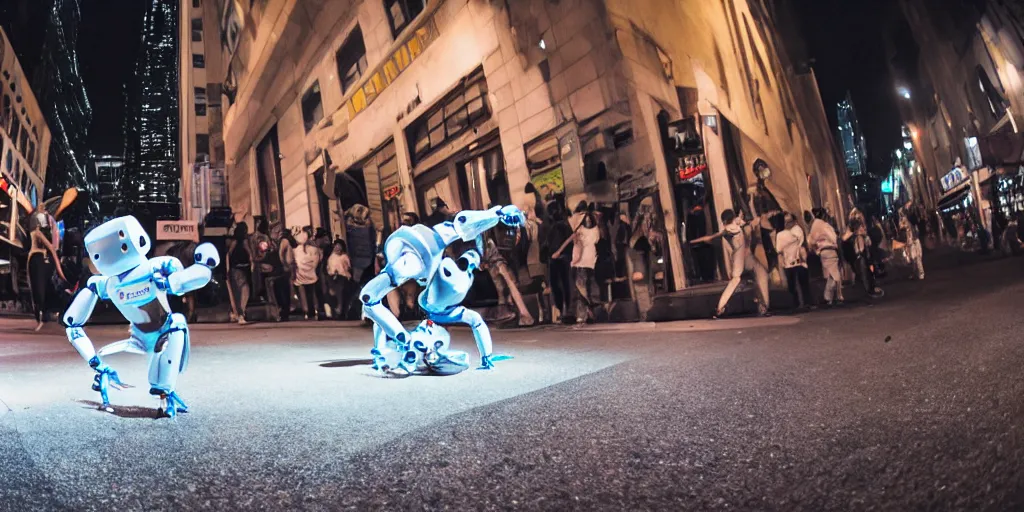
[993,167,1024,218]
[666,116,718,286]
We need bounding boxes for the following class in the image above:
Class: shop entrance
[663,115,719,286]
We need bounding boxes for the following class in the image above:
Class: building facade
[198,0,846,302]
[178,0,228,224]
[0,26,52,267]
[890,0,1024,240]
[836,92,867,179]
[124,0,181,226]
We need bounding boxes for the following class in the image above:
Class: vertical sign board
[156,220,200,242]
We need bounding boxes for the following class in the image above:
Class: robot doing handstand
[63,216,220,417]
[362,205,523,374]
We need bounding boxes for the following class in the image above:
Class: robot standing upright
[63,216,220,417]
[362,205,523,372]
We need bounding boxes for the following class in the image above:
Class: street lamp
[897,86,911,100]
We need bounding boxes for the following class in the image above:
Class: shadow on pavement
[317,358,373,368]
[76,400,164,420]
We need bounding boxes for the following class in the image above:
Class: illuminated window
[193,54,205,68]
[336,26,368,94]
[301,81,324,133]
[384,0,425,36]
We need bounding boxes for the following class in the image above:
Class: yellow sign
[531,167,565,202]
[347,17,438,119]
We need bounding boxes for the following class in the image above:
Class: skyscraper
[836,91,868,177]
[123,0,180,223]
[89,153,125,222]
[0,0,93,226]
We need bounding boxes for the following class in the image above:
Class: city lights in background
[897,86,911,99]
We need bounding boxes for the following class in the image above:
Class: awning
[937,181,972,211]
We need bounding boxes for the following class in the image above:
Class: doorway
[255,126,285,233]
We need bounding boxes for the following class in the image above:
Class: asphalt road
[2,253,1024,510]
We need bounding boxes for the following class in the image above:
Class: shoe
[237,317,248,325]
[711,307,725,320]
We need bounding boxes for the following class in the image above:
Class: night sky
[78,0,147,156]
[795,0,905,177]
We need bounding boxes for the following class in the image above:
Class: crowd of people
[214,185,654,327]
[687,197,942,318]
[20,188,1024,330]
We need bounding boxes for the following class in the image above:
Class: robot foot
[155,391,189,418]
[478,354,513,370]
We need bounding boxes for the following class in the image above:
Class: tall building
[0,0,93,226]
[90,153,125,222]
[178,0,227,223]
[123,0,180,225]
[197,0,848,315]
[836,92,868,178]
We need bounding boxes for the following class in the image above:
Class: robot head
[409,320,451,355]
[84,216,151,276]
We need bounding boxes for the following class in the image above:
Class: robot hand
[88,356,132,411]
[152,259,177,291]
[497,205,526,228]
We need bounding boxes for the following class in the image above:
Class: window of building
[336,26,368,94]
[192,18,203,42]
[0,179,11,240]
[196,133,210,158]
[19,124,29,156]
[406,66,488,165]
[384,0,425,36]
[9,115,20,147]
[976,65,1008,120]
[26,141,34,170]
[193,0,201,7]
[0,95,9,130]
[193,54,205,68]
[301,82,324,133]
[195,87,207,116]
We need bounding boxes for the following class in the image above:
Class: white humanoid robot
[63,216,220,417]
[374,319,469,376]
[362,205,523,372]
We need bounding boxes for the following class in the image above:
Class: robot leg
[147,313,190,418]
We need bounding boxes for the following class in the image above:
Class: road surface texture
[2,253,1024,510]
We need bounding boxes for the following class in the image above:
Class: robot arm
[63,276,107,363]
[449,205,525,243]
[159,243,220,296]
[64,276,130,409]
